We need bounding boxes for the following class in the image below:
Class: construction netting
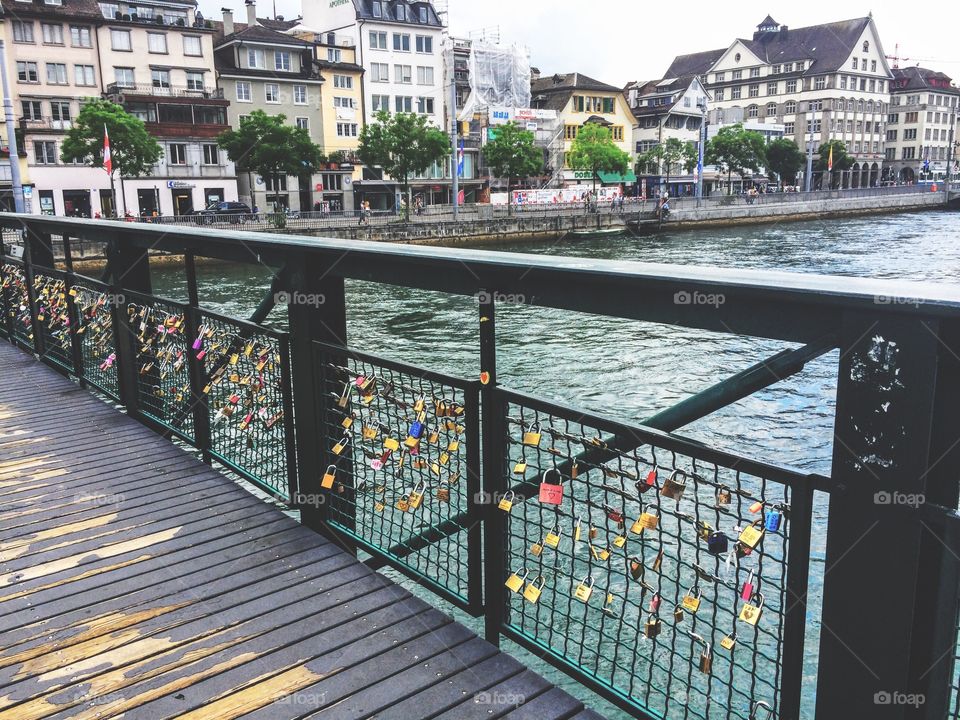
[458,42,531,121]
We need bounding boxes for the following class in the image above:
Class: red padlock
[740,569,755,601]
[538,468,564,505]
[649,592,661,612]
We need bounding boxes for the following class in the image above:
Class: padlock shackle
[541,467,563,485]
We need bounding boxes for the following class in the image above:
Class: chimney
[222,7,234,35]
[245,0,257,27]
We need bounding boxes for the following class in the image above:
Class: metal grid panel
[32,270,73,372]
[72,277,120,401]
[498,392,794,720]
[2,262,32,349]
[128,296,195,442]
[199,310,293,500]
[951,600,960,719]
[317,344,476,608]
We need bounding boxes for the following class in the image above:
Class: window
[732,70,742,80]
[395,4,406,21]
[265,83,280,103]
[46,63,67,84]
[337,122,358,137]
[69,25,92,47]
[767,81,777,95]
[714,72,725,82]
[394,65,412,84]
[370,31,387,49]
[714,88,724,101]
[784,62,793,72]
[902,146,915,159]
[50,101,70,122]
[846,120,853,132]
[784,100,797,114]
[111,29,131,51]
[294,85,307,104]
[333,75,353,89]
[201,144,219,165]
[185,72,203,91]
[808,100,823,112]
[784,122,795,134]
[766,102,778,116]
[863,40,869,52]
[904,128,917,140]
[248,48,265,69]
[34,141,57,164]
[393,33,410,51]
[852,58,858,70]
[416,66,434,85]
[75,64,96,86]
[418,6,427,22]
[905,112,918,123]
[869,79,876,92]
[564,125,578,140]
[334,96,354,108]
[925,128,932,141]
[748,84,759,98]
[927,111,934,122]
[40,23,63,45]
[840,76,848,90]
[771,65,781,74]
[21,101,42,120]
[274,51,291,71]
[295,117,309,130]
[115,67,134,87]
[151,69,170,89]
[731,87,741,99]
[327,48,341,62]
[871,60,877,73]
[394,95,412,112]
[183,35,202,56]
[371,63,389,82]
[888,113,899,124]
[13,20,34,43]
[372,94,389,112]
[372,0,382,17]
[749,67,761,78]
[747,105,759,118]
[265,175,287,191]
[814,76,826,90]
[236,81,251,102]
[168,143,187,165]
[786,80,797,93]
[416,96,434,114]
[415,35,432,53]
[810,119,821,133]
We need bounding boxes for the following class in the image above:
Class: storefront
[562,169,637,190]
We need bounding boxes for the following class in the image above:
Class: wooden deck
[0,343,605,720]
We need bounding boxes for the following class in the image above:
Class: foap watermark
[673,290,725,308]
[475,290,527,306]
[75,492,124,508]
[474,690,525,707]
[275,291,326,308]
[291,492,327,508]
[874,691,925,707]
[473,490,527,506]
[276,691,328,706]
[874,295,922,308]
[874,490,925,508]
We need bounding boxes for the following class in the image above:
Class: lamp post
[804,107,817,193]
[696,97,707,207]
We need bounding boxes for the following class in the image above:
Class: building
[885,66,959,184]
[98,0,237,215]
[530,71,636,189]
[662,15,895,188]
[214,3,324,212]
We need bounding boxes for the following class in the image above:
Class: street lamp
[804,106,817,193]
[696,97,707,207]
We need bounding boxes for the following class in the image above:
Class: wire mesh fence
[31,268,73,372]
[494,388,804,720]
[71,276,120,401]
[315,342,481,611]
[2,261,32,350]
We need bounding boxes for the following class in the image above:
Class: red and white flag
[103,125,112,175]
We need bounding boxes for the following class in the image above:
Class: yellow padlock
[497,490,515,512]
[522,422,542,447]
[681,586,702,613]
[505,568,528,593]
[513,458,528,474]
[332,434,351,455]
[739,593,764,626]
[739,519,765,549]
[321,464,336,490]
[544,525,561,548]
[395,494,410,512]
[613,533,627,548]
[384,437,401,452]
[447,440,460,452]
[574,576,594,603]
[362,425,378,440]
[523,576,545,604]
[408,481,426,510]
[530,540,544,556]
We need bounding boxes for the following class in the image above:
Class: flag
[103,125,112,175]
[827,145,833,172]
[457,189,465,205]
[457,140,464,177]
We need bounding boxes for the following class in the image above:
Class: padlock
[707,531,729,555]
[321,464,337,490]
[573,517,582,542]
[384,437,401,452]
[544,525,561,548]
[673,605,685,623]
[637,467,657,494]
[396,494,410,512]
[341,414,354,429]
[681,586,702,613]
[570,462,580,479]
[355,374,374,391]
[505,568,528,593]
[696,520,713,540]
[739,519,765,549]
[538,468,564,505]
[522,422,542,447]
[497,490,515,512]
[595,546,611,561]
[631,503,660,533]
[717,484,732,505]
[660,469,687,500]
[741,570,755,601]
[749,700,774,720]
[644,614,662,638]
[589,526,598,540]
[612,533,627,548]
[764,510,783,532]
[653,549,664,572]
[574,576,594,603]
[649,592,662,612]
[523,576,545,604]
[413,394,425,412]
[428,428,441,443]
[447,439,460,452]
[362,425,378,440]
[720,630,737,651]
[436,484,450,502]
[605,505,624,524]
[332,433,351,456]
[749,500,764,514]
[739,592,764,626]
[407,481,426,509]
[698,642,713,674]
[530,540,544,556]
[602,593,617,618]
[513,458,527,474]
[628,555,644,581]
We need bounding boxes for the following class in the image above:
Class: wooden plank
[432,669,554,720]
[497,687,585,720]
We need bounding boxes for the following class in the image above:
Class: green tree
[358,110,449,219]
[765,138,805,185]
[566,123,630,193]
[705,123,767,194]
[482,121,543,215]
[637,138,697,190]
[218,110,325,213]
[60,99,162,214]
[816,139,854,189]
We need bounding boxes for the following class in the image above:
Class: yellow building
[531,71,637,187]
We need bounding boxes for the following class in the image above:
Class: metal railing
[2,213,960,720]
[104,82,225,99]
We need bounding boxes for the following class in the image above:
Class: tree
[566,122,631,193]
[705,123,767,194]
[637,138,697,190]
[765,138,805,185]
[358,110,449,219]
[816,139,854,189]
[218,110,324,212]
[482,121,543,215]
[60,99,162,215]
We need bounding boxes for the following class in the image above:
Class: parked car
[194,201,252,224]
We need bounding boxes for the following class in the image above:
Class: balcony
[105,83,225,101]
[18,118,74,133]
[145,121,229,139]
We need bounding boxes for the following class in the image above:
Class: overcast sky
[205,0,960,87]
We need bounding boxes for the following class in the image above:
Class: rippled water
[150,208,959,719]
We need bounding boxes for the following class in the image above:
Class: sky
[204,0,960,87]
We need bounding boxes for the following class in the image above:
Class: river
[149,208,959,719]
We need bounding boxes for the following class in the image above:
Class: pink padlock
[649,593,661,612]
[740,570,755,601]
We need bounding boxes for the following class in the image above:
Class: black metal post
[184,251,200,308]
[184,305,212,462]
[278,335,299,503]
[105,234,152,414]
[780,481,814,720]
[61,238,84,382]
[21,232,45,357]
[464,380,483,616]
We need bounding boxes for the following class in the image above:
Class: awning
[597,170,637,184]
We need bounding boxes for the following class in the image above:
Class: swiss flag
[103,125,112,175]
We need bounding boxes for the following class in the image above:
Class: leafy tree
[482,121,543,215]
[358,110,449,219]
[705,123,767,194]
[218,110,325,211]
[765,138,805,185]
[816,139,854,189]
[637,137,697,189]
[566,122,630,193]
[60,99,162,177]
